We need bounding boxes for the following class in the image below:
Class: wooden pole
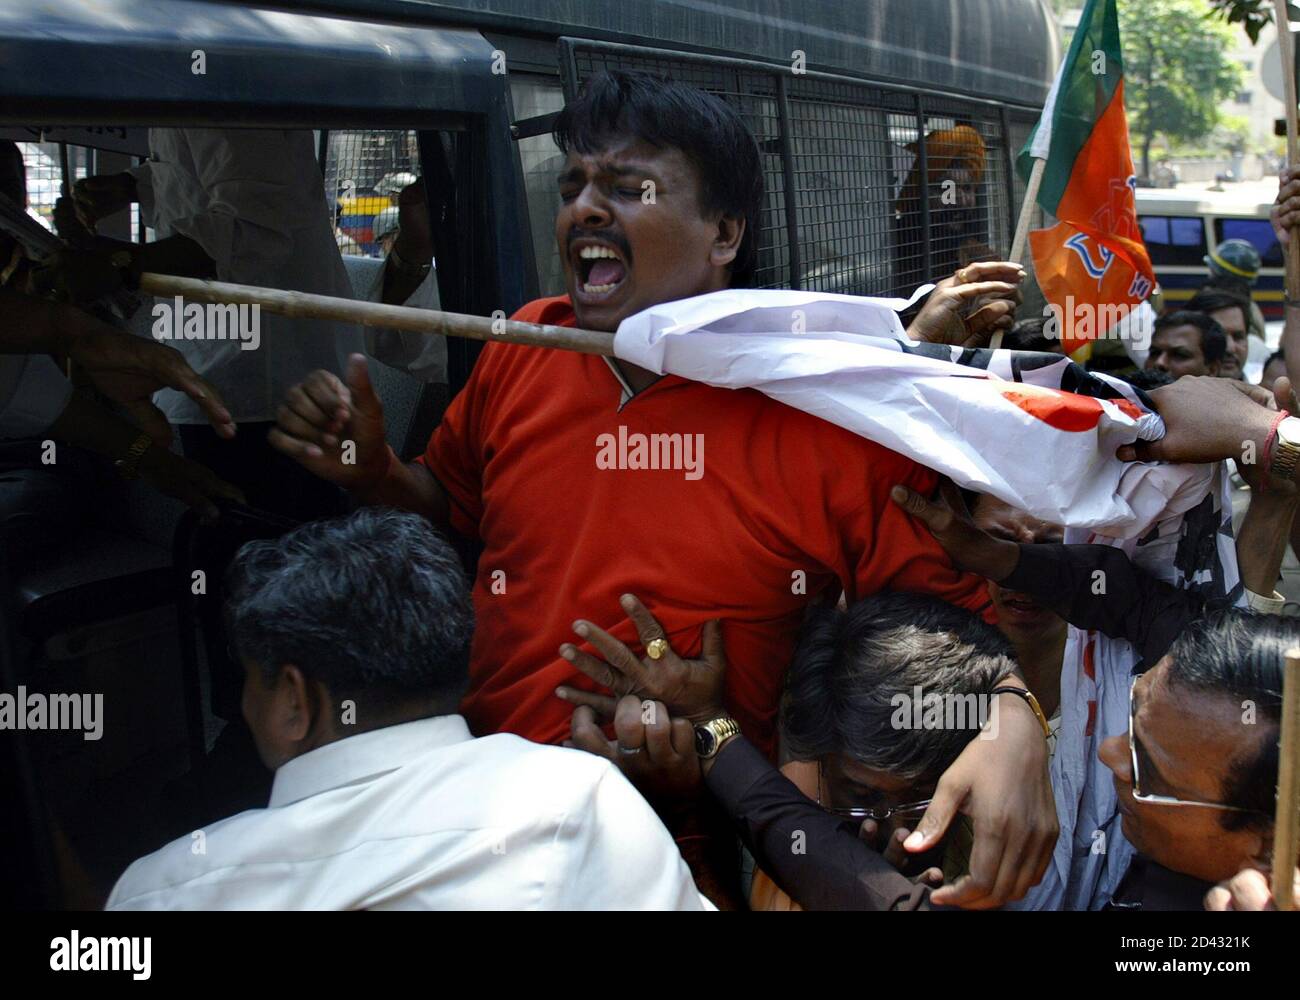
[991,156,1046,350]
[1274,648,1300,910]
[1275,1,1300,352]
[137,272,617,357]
[1009,157,1047,267]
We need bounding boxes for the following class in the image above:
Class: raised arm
[890,483,1193,665]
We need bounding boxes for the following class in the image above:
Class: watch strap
[990,685,1052,741]
[1271,414,1300,484]
[694,715,741,758]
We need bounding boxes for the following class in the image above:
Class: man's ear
[279,664,317,743]
[710,213,745,269]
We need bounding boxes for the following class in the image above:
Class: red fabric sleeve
[418,369,486,539]
[839,446,995,623]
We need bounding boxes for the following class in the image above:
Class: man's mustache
[567,227,633,266]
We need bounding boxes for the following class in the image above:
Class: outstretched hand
[1115,375,1278,468]
[907,261,1026,347]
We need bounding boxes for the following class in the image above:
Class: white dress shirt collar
[269,714,472,808]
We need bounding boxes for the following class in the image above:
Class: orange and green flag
[1017,0,1154,358]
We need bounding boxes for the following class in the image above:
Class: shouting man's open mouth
[570,237,630,306]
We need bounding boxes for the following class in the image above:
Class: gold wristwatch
[693,715,742,759]
[1271,416,1300,485]
[114,433,153,480]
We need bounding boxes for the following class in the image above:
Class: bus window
[323,130,422,258]
[510,75,568,297]
[786,89,896,295]
[1215,217,1283,268]
[1139,214,1205,266]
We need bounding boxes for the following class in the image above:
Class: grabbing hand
[65,317,235,445]
[1204,866,1299,911]
[27,246,125,304]
[1116,375,1278,467]
[71,172,138,230]
[907,261,1025,347]
[555,593,727,724]
[268,354,390,490]
[902,689,1057,908]
[564,690,702,809]
[888,480,1020,582]
[1273,166,1300,248]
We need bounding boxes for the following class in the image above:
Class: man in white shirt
[106,507,710,910]
[61,129,444,520]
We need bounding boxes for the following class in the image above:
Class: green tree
[1121,0,1244,178]
[1207,1,1300,44]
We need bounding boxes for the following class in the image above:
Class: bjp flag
[1017,0,1154,358]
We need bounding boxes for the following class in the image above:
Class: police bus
[0,0,1058,909]
[1136,186,1283,322]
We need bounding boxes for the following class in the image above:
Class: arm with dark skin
[30,193,215,303]
[889,483,1194,665]
[0,286,235,445]
[266,354,450,527]
[556,618,933,910]
[46,388,243,519]
[556,594,1049,909]
[1235,377,1300,599]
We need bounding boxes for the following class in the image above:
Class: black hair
[1264,349,1287,371]
[1003,316,1062,354]
[553,70,764,288]
[782,592,1016,785]
[1165,609,1300,832]
[1186,286,1249,335]
[1122,367,1176,392]
[225,508,474,712]
[1153,310,1228,364]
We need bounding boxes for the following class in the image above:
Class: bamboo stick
[1274,648,1300,910]
[137,272,617,357]
[1274,0,1300,347]
[1009,157,1047,267]
[991,156,1047,351]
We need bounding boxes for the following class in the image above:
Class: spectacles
[817,761,932,822]
[1126,675,1254,813]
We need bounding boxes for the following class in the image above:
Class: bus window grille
[322,129,422,258]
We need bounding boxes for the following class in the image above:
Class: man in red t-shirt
[269,70,1055,908]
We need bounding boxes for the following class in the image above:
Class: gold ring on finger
[646,638,669,660]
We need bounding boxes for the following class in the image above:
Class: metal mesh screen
[563,40,1036,297]
[323,129,422,258]
[787,79,913,296]
[18,141,82,233]
[1007,110,1049,229]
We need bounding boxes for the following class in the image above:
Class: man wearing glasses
[555,591,1044,910]
[1097,612,1300,910]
